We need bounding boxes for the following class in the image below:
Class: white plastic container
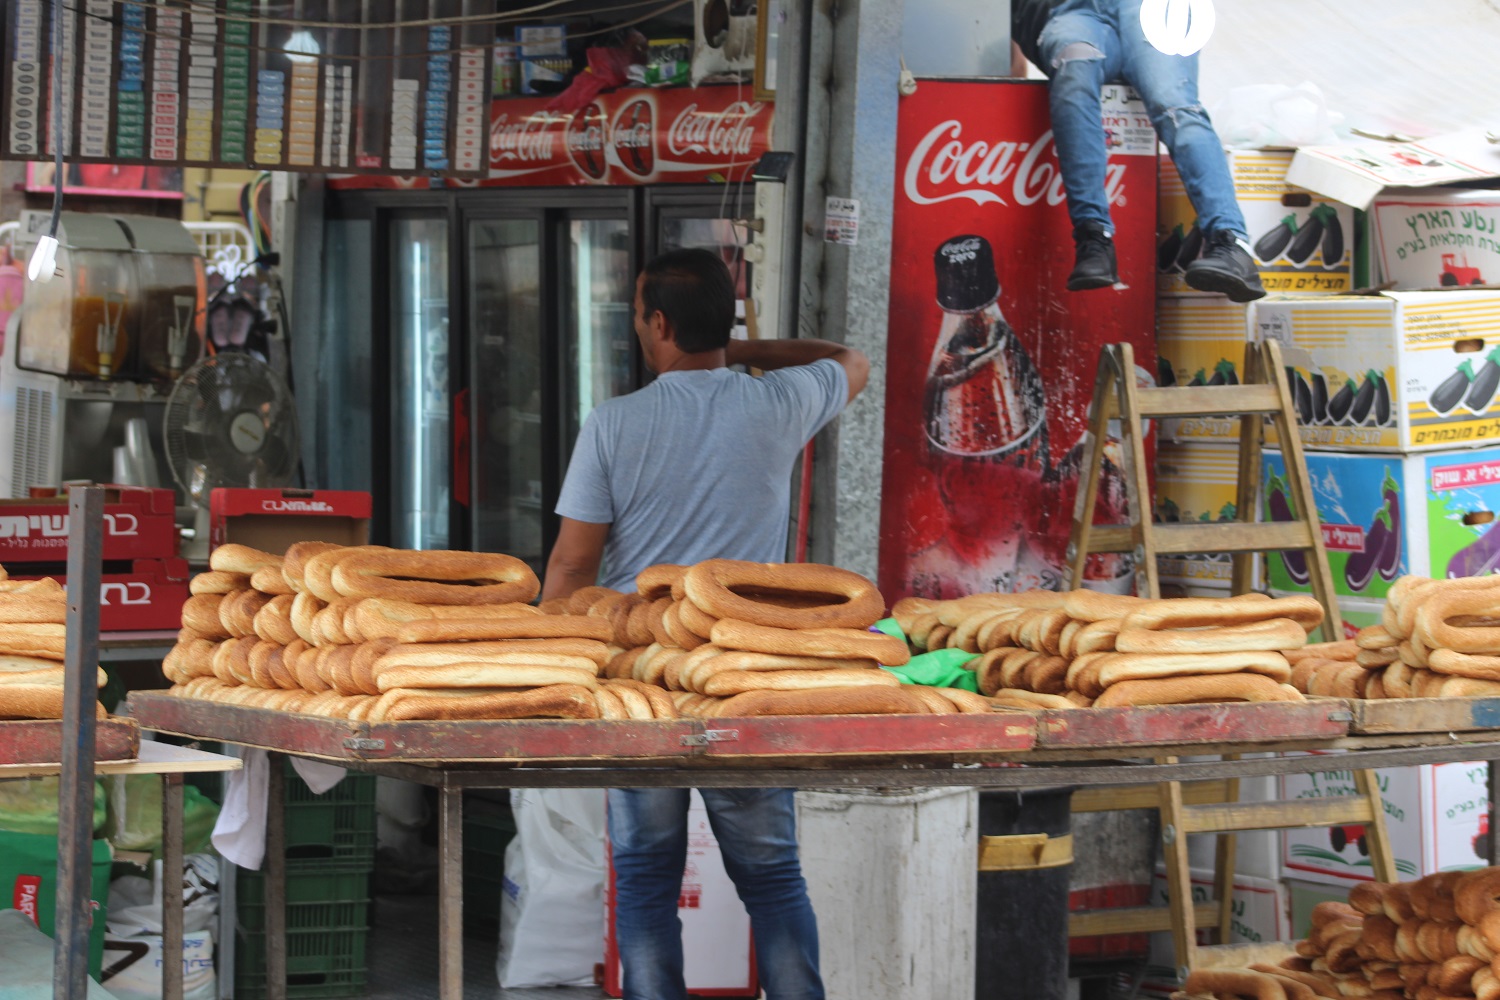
[796,788,977,1000]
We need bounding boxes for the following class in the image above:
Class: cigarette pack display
[1155,296,1255,443]
[1264,443,1500,598]
[1258,291,1500,452]
[1158,150,1354,296]
[13,557,189,632]
[0,486,177,563]
[1280,754,1489,888]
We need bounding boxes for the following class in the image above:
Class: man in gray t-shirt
[541,248,868,1000]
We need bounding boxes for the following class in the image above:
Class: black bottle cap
[934,235,1000,311]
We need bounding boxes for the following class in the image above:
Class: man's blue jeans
[1037,0,1247,239]
[609,787,823,1000]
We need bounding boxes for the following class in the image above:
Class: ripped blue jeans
[1037,0,1247,239]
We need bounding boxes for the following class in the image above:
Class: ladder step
[1070,902,1220,938]
[1072,781,1234,813]
[1086,521,1316,556]
[1181,799,1376,835]
[1129,385,1283,417]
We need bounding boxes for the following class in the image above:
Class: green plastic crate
[281,766,377,869]
[462,797,515,932]
[236,869,371,933]
[233,925,368,1000]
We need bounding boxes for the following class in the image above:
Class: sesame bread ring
[537,598,571,614]
[217,591,246,638]
[1285,639,1359,663]
[699,667,897,696]
[606,646,647,680]
[977,609,1027,653]
[646,597,675,647]
[1061,590,1148,623]
[683,559,884,631]
[625,600,657,648]
[330,549,540,606]
[565,585,620,616]
[284,639,325,692]
[1349,881,1390,917]
[671,645,728,690]
[183,638,218,679]
[1095,651,1293,687]
[638,647,684,686]
[676,598,720,641]
[230,590,271,638]
[685,652,879,691]
[1418,588,1500,654]
[0,578,62,596]
[709,619,910,665]
[182,594,231,640]
[713,686,931,717]
[350,638,397,696]
[1115,618,1307,655]
[1065,652,1109,699]
[190,571,250,596]
[369,684,601,723]
[1181,969,1290,1000]
[254,595,299,646]
[1119,594,1323,632]
[250,564,294,597]
[247,641,280,689]
[375,662,599,692]
[0,592,66,625]
[607,677,679,720]
[1073,619,1122,654]
[1428,650,1500,681]
[281,541,344,593]
[326,645,364,696]
[933,687,993,713]
[595,686,628,719]
[609,683,655,720]
[313,599,359,645]
[290,592,326,646]
[374,640,608,672]
[1092,672,1304,708]
[393,615,612,644]
[589,592,630,620]
[661,602,708,651]
[636,564,688,600]
[1357,625,1400,650]
[209,543,282,575]
[342,602,368,644]
[304,546,390,603]
[1023,655,1069,695]
[1456,870,1500,925]
[906,687,956,714]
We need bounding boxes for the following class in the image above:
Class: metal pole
[266,753,288,1000]
[162,774,185,1000]
[439,785,465,999]
[53,485,104,1000]
[1489,761,1499,867]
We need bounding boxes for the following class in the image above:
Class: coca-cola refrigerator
[878,80,1158,601]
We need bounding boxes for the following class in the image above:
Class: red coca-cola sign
[612,97,655,178]
[878,81,1158,602]
[329,86,773,190]
[565,103,608,180]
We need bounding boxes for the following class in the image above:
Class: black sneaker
[1067,224,1118,291]
[1184,231,1267,302]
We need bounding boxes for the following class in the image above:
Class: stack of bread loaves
[1356,574,1500,700]
[893,590,1317,709]
[0,568,106,720]
[1168,867,1500,1000]
[569,559,978,717]
[165,543,643,721]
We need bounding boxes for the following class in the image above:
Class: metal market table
[128,691,1500,1000]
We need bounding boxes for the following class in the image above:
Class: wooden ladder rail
[1069,769,1397,978]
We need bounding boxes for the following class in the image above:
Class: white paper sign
[824,197,860,246]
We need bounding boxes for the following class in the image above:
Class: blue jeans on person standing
[1036,0,1248,239]
[608,787,824,1000]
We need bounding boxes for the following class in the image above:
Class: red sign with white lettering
[327,87,772,190]
[878,81,1158,601]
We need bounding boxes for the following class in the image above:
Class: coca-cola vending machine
[878,81,1158,601]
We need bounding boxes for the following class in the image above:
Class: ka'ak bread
[709,619,910,665]
[682,559,884,631]
[1091,672,1305,708]
[330,549,540,606]
[367,684,601,722]
[713,686,932,717]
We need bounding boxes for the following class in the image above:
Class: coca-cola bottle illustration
[923,235,1047,462]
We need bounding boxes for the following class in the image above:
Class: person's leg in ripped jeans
[1110,0,1265,300]
[1035,0,1127,290]
[702,788,823,1000]
[609,787,692,1000]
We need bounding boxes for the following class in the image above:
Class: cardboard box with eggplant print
[1155,296,1254,443]
[1264,445,1500,601]
[1158,150,1353,296]
[1153,442,1240,588]
[1257,291,1500,452]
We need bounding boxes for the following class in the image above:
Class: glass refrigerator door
[561,217,635,465]
[389,216,452,550]
[468,217,545,574]
[658,216,751,336]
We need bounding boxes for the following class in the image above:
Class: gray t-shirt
[555,358,849,591]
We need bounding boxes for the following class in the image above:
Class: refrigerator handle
[454,388,471,509]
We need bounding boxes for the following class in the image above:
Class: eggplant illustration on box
[1265,472,1310,586]
[1286,366,1314,425]
[1175,223,1203,271]
[1320,208,1344,269]
[1158,224,1184,273]
[1431,361,1476,415]
[1157,355,1176,388]
[1463,346,1500,414]
[1447,512,1500,578]
[1255,214,1297,263]
[1349,370,1389,426]
[1327,379,1357,424]
[1344,471,1403,592]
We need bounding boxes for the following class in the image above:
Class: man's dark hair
[640,248,736,353]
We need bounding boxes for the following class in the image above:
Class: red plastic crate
[15,558,190,632]
[210,489,371,552]
[0,486,177,563]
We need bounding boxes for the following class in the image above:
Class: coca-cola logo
[903,120,1126,209]
[489,110,561,164]
[565,103,608,179]
[666,101,762,160]
[612,98,654,178]
[940,237,983,264]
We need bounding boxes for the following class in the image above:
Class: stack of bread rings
[892,590,1317,709]
[0,565,107,721]
[576,559,984,717]
[163,542,632,721]
[1168,867,1500,1000]
[1353,575,1500,700]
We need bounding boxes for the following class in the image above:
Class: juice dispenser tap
[94,292,126,378]
[167,294,196,377]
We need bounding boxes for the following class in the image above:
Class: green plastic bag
[0,829,113,979]
[0,777,107,836]
[105,775,220,859]
[872,617,906,642]
[882,648,981,693]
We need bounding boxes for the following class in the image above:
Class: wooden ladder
[1063,339,1392,977]
[1070,770,1398,976]
[1066,338,1340,638]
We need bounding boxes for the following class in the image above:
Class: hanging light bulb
[284,29,321,65]
[1140,0,1216,57]
[27,234,58,283]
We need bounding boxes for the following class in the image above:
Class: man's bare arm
[540,517,612,602]
[726,337,870,402]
